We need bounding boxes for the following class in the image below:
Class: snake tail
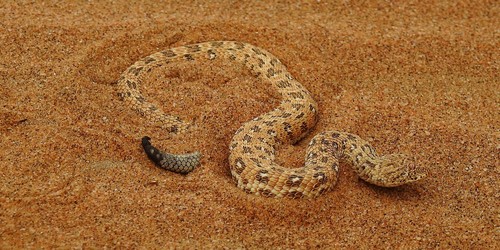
[141,136,201,174]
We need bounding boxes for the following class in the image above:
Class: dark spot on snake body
[296,112,304,119]
[234,157,246,174]
[313,172,327,184]
[169,125,178,133]
[243,54,250,64]
[263,148,273,156]
[340,139,348,149]
[243,134,252,142]
[363,160,376,169]
[263,120,277,126]
[281,113,292,118]
[283,123,293,136]
[136,96,146,103]
[243,146,253,154]
[300,122,308,133]
[211,41,224,47]
[186,44,201,53]
[331,132,340,138]
[233,42,245,49]
[250,158,261,164]
[347,134,357,141]
[313,166,322,171]
[285,73,294,80]
[331,141,339,151]
[207,49,217,60]
[260,189,275,198]
[289,92,304,99]
[309,138,317,145]
[267,129,277,136]
[162,50,177,57]
[128,66,143,76]
[319,187,328,195]
[321,138,330,145]
[144,57,156,64]
[309,104,316,112]
[251,47,264,56]
[228,54,237,61]
[250,125,261,132]
[266,68,276,78]
[320,157,329,163]
[148,105,157,111]
[286,175,304,187]
[257,58,265,67]
[291,103,305,110]
[242,178,249,185]
[184,54,195,61]
[256,170,269,183]
[276,80,292,88]
[126,80,136,89]
[287,191,304,199]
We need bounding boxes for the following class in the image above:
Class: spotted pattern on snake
[117,41,426,198]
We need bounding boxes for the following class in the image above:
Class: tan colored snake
[117,41,425,198]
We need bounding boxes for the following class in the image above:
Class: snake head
[369,154,426,187]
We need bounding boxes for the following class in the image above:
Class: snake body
[117,41,425,198]
[141,136,200,174]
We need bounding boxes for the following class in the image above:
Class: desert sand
[0,1,498,248]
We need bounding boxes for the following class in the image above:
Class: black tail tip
[142,136,152,147]
[141,136,163,164]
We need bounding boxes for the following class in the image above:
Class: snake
[116,41,425,198]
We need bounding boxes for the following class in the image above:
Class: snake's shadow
[357,178,427,202]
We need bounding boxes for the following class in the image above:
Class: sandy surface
[1,1,498,248]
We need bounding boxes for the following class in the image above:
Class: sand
[0,1,498,248]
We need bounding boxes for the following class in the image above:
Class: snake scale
[117,41,425,198]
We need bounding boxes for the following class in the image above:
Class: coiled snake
[117,41,425,198]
